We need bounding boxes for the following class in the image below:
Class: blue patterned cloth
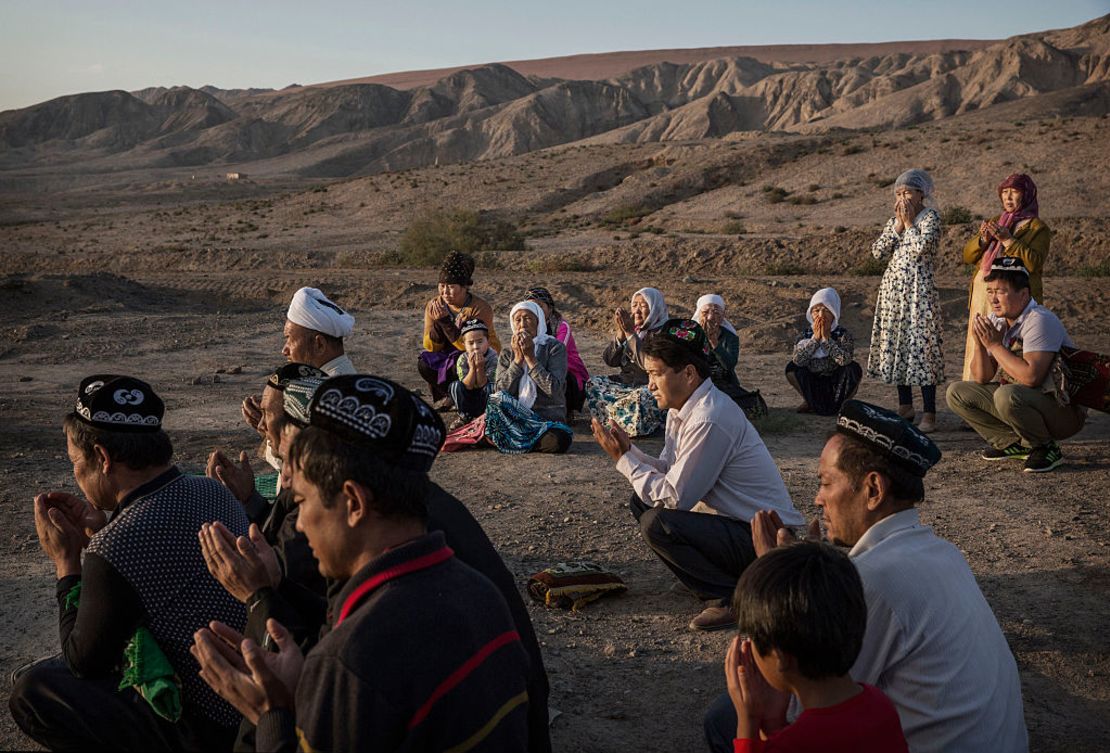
[484,391,572,454]
[584,376,663,437]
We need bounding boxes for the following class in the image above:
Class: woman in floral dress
[867,168,945,433]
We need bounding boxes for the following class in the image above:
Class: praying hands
[206,450,256,503]
[724,636,790,742]
[591,418,631,462]
[198,521,281,603]
[812,310,832,341]
[972,313,1005,351]
[613,308,636,340]
[191,618,302,726]
[33,492,106,578]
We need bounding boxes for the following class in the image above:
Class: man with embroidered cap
[591,319,804,631]
[947,257,1087,473]
[241,287,356,436]
[10,375,251,751]
[191,374,534,753]
[704,399,1028,753]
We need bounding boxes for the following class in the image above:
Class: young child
[449,318,499,426]
[723,542,907,753]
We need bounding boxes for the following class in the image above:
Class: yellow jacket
[962,216,1051,305]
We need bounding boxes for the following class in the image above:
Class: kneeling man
[947,257,1086,472]
[193,375,532,752]
[592,319,804,631]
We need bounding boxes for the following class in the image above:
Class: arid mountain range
[0,14,1108,180]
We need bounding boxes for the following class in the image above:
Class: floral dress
[867,208,945,386]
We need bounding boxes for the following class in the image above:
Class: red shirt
[734,684,908,753]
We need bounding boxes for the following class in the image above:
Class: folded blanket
[527,561,627,611]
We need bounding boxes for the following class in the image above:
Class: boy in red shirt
[723,542,907,753]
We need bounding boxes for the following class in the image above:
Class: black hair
[833,431,925,503]
[286,426,428,521]
[734,541,867,680]
[63,413,173,470]
[983,269,1031,292]
[642,333,711,379]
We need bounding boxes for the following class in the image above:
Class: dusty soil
[0,258,1108,752]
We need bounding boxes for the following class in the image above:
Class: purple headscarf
[981,173,1039,274]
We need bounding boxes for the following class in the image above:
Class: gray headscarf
[894,169,934,198]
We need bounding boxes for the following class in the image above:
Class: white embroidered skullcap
[287,287,355,339]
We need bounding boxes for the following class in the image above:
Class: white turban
[694,294,737,336]
[287,287,355,338]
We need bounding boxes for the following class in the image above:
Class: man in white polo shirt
[592,319,803,631]
[703,400,1028,753]
[947,257,1086,472]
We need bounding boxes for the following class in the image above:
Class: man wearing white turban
[283,287,357,376]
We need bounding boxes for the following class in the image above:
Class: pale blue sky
[1,1,1105,112]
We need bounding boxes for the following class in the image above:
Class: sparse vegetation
[1077,260,1110,277]
[602,203,655,227]
[788,195,818,205]
[843,144,866,155]
[852,257,887,276]
[941,206,974,225]
[874,177,895,188]
[763,261,805,275]
[396,209,526,266]
[763,186,790,204]
[722,220,746,235]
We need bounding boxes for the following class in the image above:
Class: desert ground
[2,107,1110,750]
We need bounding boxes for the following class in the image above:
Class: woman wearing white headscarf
[695,294,768,420]
[867,168,945,433]
[786,287,862,415]
[585,287,668,437]
[482,300,572,453]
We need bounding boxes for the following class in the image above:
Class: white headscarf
[287,287,355,338]
[633,287,669,338]
[508,301,554,410]
[694,294,738,336]
[806,287,841,358]
[894,168,934,199]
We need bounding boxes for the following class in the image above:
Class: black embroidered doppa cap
[836,400,941,477]
[267,363,328,392]
[307,374,445,472]
[73,374,165,433]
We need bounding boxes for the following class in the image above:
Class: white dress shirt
[849,509,1028,753]
[320,353,356,376]
[615,379,803,526]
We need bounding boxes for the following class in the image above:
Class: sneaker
[981,443,1029,461]
[688,605,737,632]
[1024,443,1063,473]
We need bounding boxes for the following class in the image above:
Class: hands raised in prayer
[751,510,822,558]
[198,521,281,603]
[591,418,631,462]
[511,331,534,365]
[981,219,1013,245]
[972,313,1005,351]
[191,618,302,726]
[613,308,636,340]
[812,310,831,341]
[241,394,263,434]
[429,298,450,321]
[724,636,791,741]
[33,492,105,578]
[207,450,256,504]
[893,196,917,234]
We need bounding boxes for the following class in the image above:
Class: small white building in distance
[226,172,247,182]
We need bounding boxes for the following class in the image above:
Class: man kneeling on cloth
[192,375,532,752]
[591,320,804,631]
[10,376,250,750]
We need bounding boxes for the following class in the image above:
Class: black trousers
[9,656,237,752]
[629,495,757,608]
[702,690,738,753]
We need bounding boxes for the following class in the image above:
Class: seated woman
[695,294,767,420]
[960,173,1050,381]
[417,251,500,407]
[585,287,668,437]
[525,286,590,418]
[785,287,862,416]
[484,301,573,454]
[448,318,499,426]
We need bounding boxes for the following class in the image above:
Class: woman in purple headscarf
[960,173,1051,380]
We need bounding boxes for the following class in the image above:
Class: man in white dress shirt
[703,400,1028,753]
[592,319,804,631]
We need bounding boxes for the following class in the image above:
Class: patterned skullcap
[267,363,328,392]
[836,400,941,478]
[459,317,489,336]
[283,377,325,428]
[73,374,164,433]
[439,250,475,286]
[985,256,1030,279]
[654,318,712,360]
[308,374,445,473]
